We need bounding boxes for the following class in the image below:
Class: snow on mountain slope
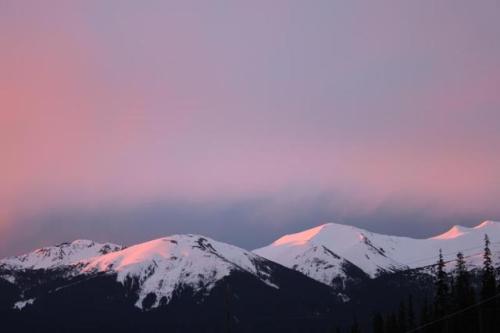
[79,234,278,309]
[3,220,499,308]
[254,221,500,287]
[255,223,407,280]
[0,240,123,270]
[270,242,368,293]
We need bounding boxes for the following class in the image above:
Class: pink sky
[1,0,500,254]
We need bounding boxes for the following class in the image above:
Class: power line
[397,240,500,271]
[40,239,493,300]
[405,292,500,333]
[11,234,500,330]
[401,241,500,267]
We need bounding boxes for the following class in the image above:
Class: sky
[1,0,500,256]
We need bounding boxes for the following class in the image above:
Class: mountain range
[255,220,500,293]
[1,220,499,332]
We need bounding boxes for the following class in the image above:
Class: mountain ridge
[254,220,500,289]
[78,234,280,308]
[1,220,499,332]
[0,239,123,271]
[2,220,499,308]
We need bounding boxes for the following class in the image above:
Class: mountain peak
[474,220,500,229]
[257,222,405,279]
[272,224,328,246]
[256,219,500,285]
[81,234,277,309]
[272,222,366,247]
[0,239,123,270]
[430,221,500,240]
[431,225,471,240]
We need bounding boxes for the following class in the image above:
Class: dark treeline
[368,234,499,333]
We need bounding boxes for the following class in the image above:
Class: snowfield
[2,220,500,310]
[0,240,123,270]
[254,221,500,286]
[80,235,278,308]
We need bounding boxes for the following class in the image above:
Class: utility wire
[11,235,500,329]
[39,240,495,300]
[397,240,500,271]
[401,241,500,267]
[405,292,500,333]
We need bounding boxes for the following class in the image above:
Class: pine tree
[433,249,449,333]
[451,252,477,333]
[407,294,416,330]
[224,283,232,333]
[420,297,430,331]
[434,249,449,316]
[330,326,342,333]
[350,316,361,333]
[385,312,398,333]
[480,234,497,332]
[453,252,471,309]
[372,312,385,333]
[398,301,407,332]
[481,234,496,299]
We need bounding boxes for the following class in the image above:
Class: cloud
[1,1,499,256]
[2,188,499,257]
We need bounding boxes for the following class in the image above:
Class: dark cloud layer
[2,192,496,257]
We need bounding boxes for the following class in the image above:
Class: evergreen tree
[398,301,407,332]
[480,234,497,332]
[384,313,398,333]
[224,284,232,333]
[453,252,475,308]
[372,312,384,333]
[420,297,431,332]
[451,252,477,333]
[448,274,455,303]
[350,316,361,333]
[481,234,495,298]
[434,249,449,316]
[433,249,449,332]
[407,294,416,330]
[330,326,342,333]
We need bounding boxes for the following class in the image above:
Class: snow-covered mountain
[2,222,499,332]
[0,234,338,312]
[78,234,279,308]
[0,234,339,332]
[0,239,123,271]
[254,220,500,289]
